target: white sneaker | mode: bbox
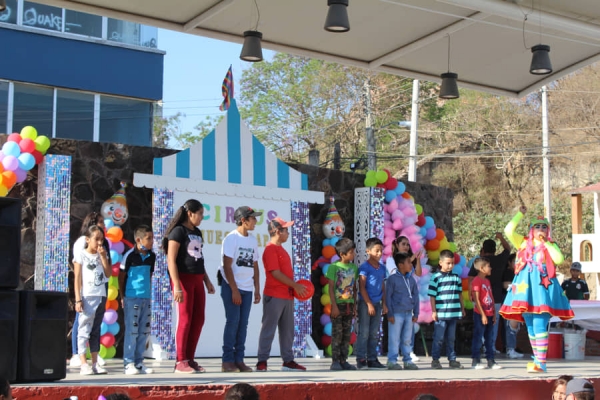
[92,364,107,375]
[97,356,106,366]
[80,364,94,375]
[135,364,154,374]
[410,352,420,362]
[494,349,502,355]
[125,363,140,375]
[507,349,524,359]
[69,356,82,367]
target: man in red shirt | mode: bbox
[256,217,308,372]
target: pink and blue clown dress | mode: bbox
[499,211,573,372]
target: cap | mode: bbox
[571,262,582,271]
[267,216,294,234]
[234,206,263,223]
[530,215,549,227]
[566,378,594,396]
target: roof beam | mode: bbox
[368,11,489,68]
[183,0,236,32]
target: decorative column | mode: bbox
[291,201,311,357]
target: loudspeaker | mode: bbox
[17,290,68,382]
[0,198,21,289]
[0,290,19,382]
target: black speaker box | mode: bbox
[17,290,68,382]
[0,290,19,382]
[0,197,21,289]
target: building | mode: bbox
[0,0,164,146]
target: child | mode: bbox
[326,238,359,371]
[386,252,419,370]
[355,237,387,370]
[561,262,589,300]
[119,225,156,375]
[471,257,502,370]
[74,225,112,375]
[428,249,465,369]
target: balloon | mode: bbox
[19,138,35,154]
[348,345,353,356]
[104,218,115,229]
[322,245,336,259]
[2,171,16,188]
[415,204,423,215]
[34,135,51,153]
[452,264,462,275]
[322,238,332,247]
[111,266,120,277]
[320,314,331,326]
[324,322,332,336]
[386,178,398,190]
[106,299,119,310]
[108,276,119,288]
[462,278,469,291]
[107,322,120,335]
[17,153,35,171]
[2,156,18,172]
[0,184,8,197]
[425,228,437,240]
[364,177,377,187]
[109,250,121,265]
[103,309,118,325]
[107,286,118,301]
[365,170,376,179]
[320,294,331,306]
[106,226,123,243]
[349,332,357,345]
[319,275,329,286]
[14,168,27,183]
[31,150,44,165]
[99,345,108,359]
[294,279,315,301]
[322,283,330,294]
[322,263,330,276]
[105,345,116,359]
[100,322,108,336]
[20,126,38,140]
[323,303,331,315]
[7,133,21,143]
[396,181,406,195]
[322,335,332,347]
[435,228,445,241]
[425,239,440,251]
[330,238,340,247]
[449,242,458,253]
[401,192,411,199]
[100,333,115,348]
[2,142,20,158]
[325,344,332,357]
[385,190,397,203]
[454,253,461,265]
[416,214,426,227]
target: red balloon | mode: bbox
[416,214,426,227]
[454,253,461,265]
[376,183,386,188]
[7,133,21,143]
[19,138,36,154]
[319,275,329,286]
[111,266,120,277]
[321,335,332,347]
[349,332,357,345]
[100,333,115,348]
[294,279,315,301]
[386,178,398,190]
[31,150,44,165]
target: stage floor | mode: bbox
[12,354,600,400]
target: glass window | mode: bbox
[0,0,18,24]
[107,19,140,46]
[140,25,158,48]
[56,90,94,141]
[22,1,63,32]
[64,10,102,38]
[100,96,152,146]
[13,83,53,138]
[0,82,8,133]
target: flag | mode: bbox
[219,65,234,111]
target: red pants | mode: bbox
[173,273,206,362]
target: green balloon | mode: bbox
[325,344,332,357]
[364,177,377,187]
[106,345,116,359]
[375,170,388,184]
[415,204,423,215]
[366,170,376,179]
[322,284,330,294]
[348,345,353,356]
[34,135,51,153]
[20,126,38,140]
[98,345,108,359]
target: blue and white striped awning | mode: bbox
[134,99,324,204]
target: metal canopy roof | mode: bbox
[39,0,600,97]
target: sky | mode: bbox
[158,29,274,135]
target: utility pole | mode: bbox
[365,79,376,170]
[408,79,420,182]
[542,85,551,224]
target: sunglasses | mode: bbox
[533,224,548,230]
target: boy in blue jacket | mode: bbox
[385,252,419,370]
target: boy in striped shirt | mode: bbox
[428,250,465,369]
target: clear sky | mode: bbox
[159,29,274,135]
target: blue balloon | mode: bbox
[107,322,120,335]
[100,322,108,336]
[324,322,332,336]
[459,255,467,267]
[323,238,332,247]
[424,216,435,229]
[2,141,20,158]
[452,264,462,275]
[419,226,427,237]
[396,181,406,195]
[109,250,121,264]
[322,263,330,276]
[17,152,35,171]
[385,190,397,203]
[104,218,115,229]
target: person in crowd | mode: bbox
[326,238,359,371]
[552,375,574,400]
[561,262,590,300]
[74,225,112,375]
[500,206,574,373]
[386,252,419,370]
[502,253,523,359]
[256,217,307,372]
[428,250,465,369]
[219,206,262,372]
[119,225,155,375]
[355,237,387,370]
[565,378,595,400]
[224,383,260,400]
[163,199,216,374]
[0,377,12,400]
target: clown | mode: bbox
[322,197,345,239]
[101,182,129,226]
[500,205,574,373]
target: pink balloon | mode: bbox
[383,244,392,256]
[383,220,393,230]
[388,198,399,212]
[2,155,18,171]
[392,218,403,231]
[383,235,394,246]
[391,210,403,221]
[384,228,396,240]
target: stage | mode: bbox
[11,355,600,400]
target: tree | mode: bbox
[152,112,185,148]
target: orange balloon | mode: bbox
[106,226,123,242]
[322,245,337,259]
[435,228,445,241]
[2,171,16,188]
[106,299,119,310]
[462,278,469,292]
[0,163,4,174]
[401,192,411,199]
[323,303,332,315]
[425,239,440,251]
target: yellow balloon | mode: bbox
[107,286,118,301]
[34,135,51,153]
[0,184,7,197]
[439,237,450,251]
[20,126,38,140]
[320,294,331,306]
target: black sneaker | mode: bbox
[367,359,387,369]
[341,361,357,370]
[431,359,442,369]
[330,361,343,371]
[356,359,368,370]
[449,360,464,369]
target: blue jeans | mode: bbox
[492,303,501,346]
[221,280,253,363]
[505,319,519,350]
[355,299,382,361]
[123,297,152,365]
[387,311,413,364]
[432,319,458,361]
[72,312,79,356]
[472,312,494,361]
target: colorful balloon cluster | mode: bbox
[0,126,50,196]
[366,169,472,323]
